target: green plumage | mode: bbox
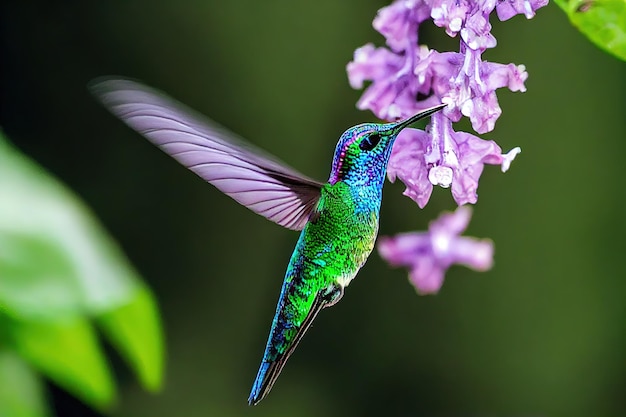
[249,181,380,403]
[281,181,380,335]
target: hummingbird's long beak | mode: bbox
[391,103,447,133]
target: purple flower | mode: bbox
[347,0,545,209]
[496,0,549,20]
[378,206,493,294]
[388,115,521,207]
[373,0,430,52]
[347,0,546,293]
[412,47,529,133]
[347,43,442,121]
[429,0,469,37]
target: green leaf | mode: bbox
[8,316,115,410]
[98,286,165,392]
[0,131,141,319]
[0,129,165,407]
[0,349,49,417]
[0,232,84,320]
[554,0,626,61]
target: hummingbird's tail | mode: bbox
[248,360,282,405]
[248,287,334,405]
[248,362,270,405]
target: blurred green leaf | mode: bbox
[554,0,626,61]
[98,286,165,392]
[0,128,165,411]
[0,349,49,417]
[0,131,141,319]
[9,316,115,410]
[0,232,84,320]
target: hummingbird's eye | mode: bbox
[359,133,381,151]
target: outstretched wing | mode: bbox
[91,78,323,231]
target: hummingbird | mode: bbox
[90,78,445,405]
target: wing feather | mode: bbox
[91,78,323,230]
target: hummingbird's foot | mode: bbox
[321,283,344,307]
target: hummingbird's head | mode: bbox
[328,104,446,187]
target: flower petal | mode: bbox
[496,0,549,21]
[378,207,494,294]
[387,129,433,208]
[374,0,431,52]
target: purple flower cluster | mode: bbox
[378,207,492,294]
[348,0,546,293]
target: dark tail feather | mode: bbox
[248,362,272,405]
[248,358,285,405]
[248,291,331,405]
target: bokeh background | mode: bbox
[2,1,625,416]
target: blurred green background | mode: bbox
[1,1,625,416]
